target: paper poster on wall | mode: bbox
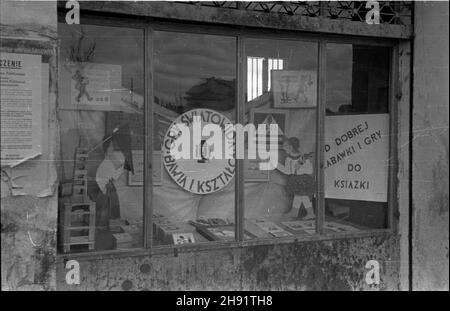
[272,70,317,108]
[250,108,287,147]
[10,63,57,197]
[324,114,389,202]
[1,52,42,166]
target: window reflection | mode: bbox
[244,38,319,239]
[326,44,390,115]
[153,31,237,245]
[57,24,145,253]
[56,23,393,254]
[325,44,391,231]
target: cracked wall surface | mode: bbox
[0,0,58,291]
[56,235,401,291]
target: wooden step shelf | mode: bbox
[60,201,96,253]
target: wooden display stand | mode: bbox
[60,201,96,252]
[59,148,96,252]
[71,148,89,202]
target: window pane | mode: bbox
[153,31,237,245]
[243,38,319,239]
[325,44,391,231]
[57,24,145,253]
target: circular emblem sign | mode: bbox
[162,109,235,194]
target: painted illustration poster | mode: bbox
[0,52,42,166]
[272,70,317,108]
[64,63,121,109]
[250,108,287,147]
[324,114,389,202]
[70,64,109,105]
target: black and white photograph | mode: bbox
[0,0,448,298]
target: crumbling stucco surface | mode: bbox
[412,1,449,291]
[0,0,58,291]
[56,235,401,291]
[75,1,413,39]
[1,196,56,290]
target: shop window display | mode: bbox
[243,38,320,239]
[152,31,237,245]
[57,23,145,252]
[324,44,391,230]
[56,19,394,254]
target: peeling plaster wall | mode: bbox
[56,235,401,291]
[1,1,58,291]
[412,1,450,291]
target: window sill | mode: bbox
[56,228,395,263]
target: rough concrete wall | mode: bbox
[413,1,449,291]
[397,40,412,291]
[1,1,58,290]
[56,235,401,291]
[75,1,413,39]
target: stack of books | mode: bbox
[153,217,193,244]
[252,218,292,238]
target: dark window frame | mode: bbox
[56,12,399,260]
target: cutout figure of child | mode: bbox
[278,137,315,219]
[72,69,93,102]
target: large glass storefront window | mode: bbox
[324,44,391,231]
[243,39,319,239]
[57,23,145,252]
[57,18,394,254]
[153,31,237,245]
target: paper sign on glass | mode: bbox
[324,114,389,202]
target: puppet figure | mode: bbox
[278,136,315,219]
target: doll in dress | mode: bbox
[278,136,315,219]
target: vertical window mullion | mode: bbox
[388,45,399,232]
[236,35,245,242]
[316,40,327,235]
[144,25,154,249]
